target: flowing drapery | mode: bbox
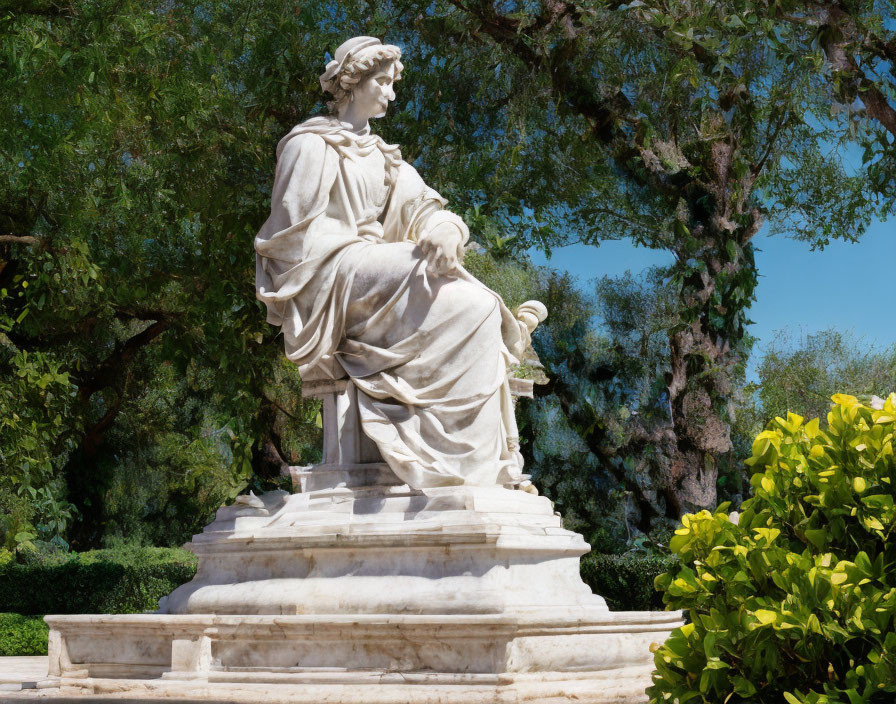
[255,117,527,487]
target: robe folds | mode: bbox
[255,116,527,488]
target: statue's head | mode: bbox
[320,37,403,120]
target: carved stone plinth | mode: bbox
[36,463,681,702]
[41,612,678,702]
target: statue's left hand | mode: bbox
[419,222,464,276]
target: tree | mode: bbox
[0,0,366,548]
[389,0,891,517]
[753,329,896,427]
[769,0,896,200]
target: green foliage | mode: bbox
[0,613,49,657]
[727,331,896,507]
[0,0,344,547]
[649,394,896,703]
[0,547,196,615]
[463,248,661,545]
[581,552,677,612]
[461,248,540,311]
[395,0,894,515]
[755,331,896,426]
[528,268,694,535]
[0,340,80,550]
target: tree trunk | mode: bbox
[251,396,289,482]
[659,149,762,515]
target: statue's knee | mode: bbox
[441,281,497,323]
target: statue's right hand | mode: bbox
[419,222,464,276]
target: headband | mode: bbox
[319,36,383,92]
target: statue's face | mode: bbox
[351,61,396,120]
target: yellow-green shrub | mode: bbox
[649,394,896,704]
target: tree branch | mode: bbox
[77,319,170,400]
[267,396,300,421]
[533,362,661,531]
[446,0,690,197]
[81,390,123,455]
[0,234,39,245]
[113,306,176,322]
[0,1,72,17]
[586,205,666,237]
[752,110,792,177]
[853,77,896,138]
[806,2,896,139]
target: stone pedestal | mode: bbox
[38,460,681,702]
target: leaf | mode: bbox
[863,516,884,531]
[753,609,777,626]
[862,495,893,510]
[806,614,822,634]
[804,529,828,550]
[733,677,757,697]
[844,686,867,704]
[753,527,781,544]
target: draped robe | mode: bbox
[255,117,528,488]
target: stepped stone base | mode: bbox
[36,465,681,702]
[38,611,678,702]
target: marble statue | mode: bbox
[254,36,541,489]
[39,37,681,704]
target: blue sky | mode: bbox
[529,216,895,381]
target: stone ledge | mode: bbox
[9,665,659,702]
[30,610,679,702]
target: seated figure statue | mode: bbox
[42,38,681,695]
[255,36,544,489]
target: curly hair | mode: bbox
[322,45,404,114]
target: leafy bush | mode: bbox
[0,345,81,552]
[649,394,896,704]
[0,613,49,656]
[0,547,196,615]
[581,551,676,611]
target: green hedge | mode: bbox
[0,613,49,656]
[0,547,196,616]
[580,551,677,611]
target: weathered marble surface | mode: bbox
[160,474,606,617]
[37,611,678,702]
[10,666,665,703]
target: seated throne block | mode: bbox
[294,374,537,491]
[301,377,384,467]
